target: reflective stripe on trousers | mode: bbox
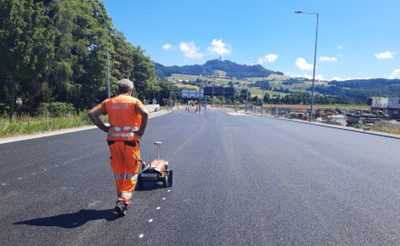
[118,192,132,200]
[114,173,138,180]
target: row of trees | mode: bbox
[0,0,159,117]
[262,93,358,105]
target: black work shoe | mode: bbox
[115,200,129,216]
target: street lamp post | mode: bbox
[295,10,319,122]
[106,28,111,98]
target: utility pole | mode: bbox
[198,85,201,113]
[245,89,249,113]
[212,85,215,106]
[106,29,111,98]
[295,11,319,122]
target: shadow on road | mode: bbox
[14,209,120,228]
[136,182,165,191]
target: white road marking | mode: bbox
[18,177,22,180]
[162,197,166,200]
[148,219,153,223]
[168,189,171,192]
[156,207,161,210]
[226,112,248,116]
[88,200,101,207]
[1,183,6,186]
[139,234,144,238]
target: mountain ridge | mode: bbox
[154,59,283,79]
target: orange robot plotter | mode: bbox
[137,141,173,189]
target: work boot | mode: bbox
[115,200,129,216]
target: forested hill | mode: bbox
[329,78,400,90]
[312,79,400,102]
[155,59,283,79]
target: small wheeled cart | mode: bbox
[137,141,173,189]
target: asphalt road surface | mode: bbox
[1,109,400,246]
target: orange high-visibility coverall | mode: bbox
[99,95,145,204]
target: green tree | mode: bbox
[131,46,159,101]
[0,0,55,117]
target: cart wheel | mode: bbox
[136,175,142,190]
[167,170,173,187]
[162,176,168,188]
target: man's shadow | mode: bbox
[14,209,120,229]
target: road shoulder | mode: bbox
[0,110,171,145]
[226,109,400,140]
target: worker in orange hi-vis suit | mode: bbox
[88,79,149,216]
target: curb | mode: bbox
[230,110,400,140]
[0,110,172,145]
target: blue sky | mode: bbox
[103,0,400,80]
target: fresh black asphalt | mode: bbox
[1,109,400,245]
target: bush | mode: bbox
[0,103,8,116]
[37,102,76,117]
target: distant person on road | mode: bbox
[88,79,149,216]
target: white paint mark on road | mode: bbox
[156,207,161,210]
[162,197,166,200]
[17,177,22,180]
[148,219,153,223]
[168,189,171,192]
[88,200,101,207]
[226,112,248,116]
[139,234,144,238]
[1,183,6,186]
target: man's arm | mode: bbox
[88,104,109,133]
[135,105,149,138]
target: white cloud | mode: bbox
[256,54,279,65]
[337,45,344,50]
[319,56,338,62]
[207,39,231,55]
[295,57,313,71]
[179,41,203,59]
[375,51,395,59]
[162,43,174,51]
[389,69,400,79]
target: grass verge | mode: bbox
[370,122,400,135]
[0,113,92,137]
